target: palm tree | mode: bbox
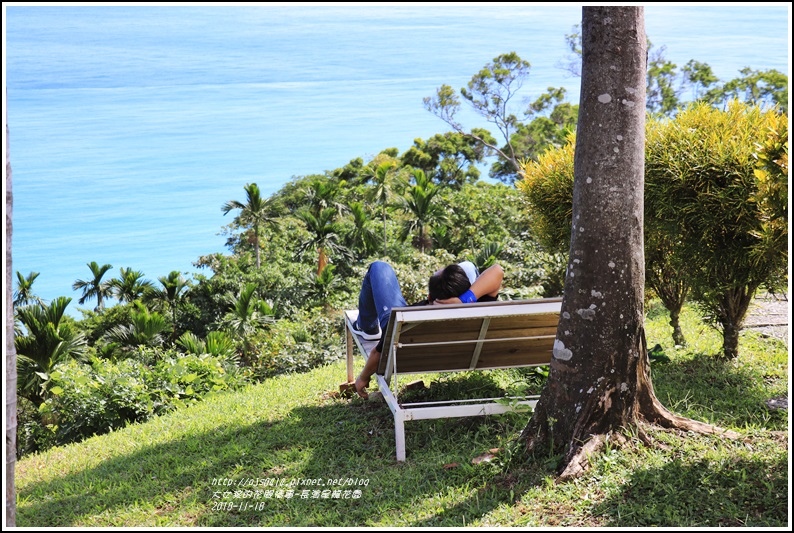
[72,261,114,311]
[303,178,346,216]
[222,183,276,269]
[110,267,155,303]
[220,283,276,338]
[220,283,275,363]
[104,301,169,351]
[177,330,237,359]
[14,297,86,407]
[148,271,190,335]
[346,202,379,259]
[469,241,504,272]
[306,264,342,309]
[296,207,353,275]
[399,169,448,253]
[13,271,45,307]
[368,161,395,256]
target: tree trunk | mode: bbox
[247,227,261,269]
[6,94,17,526]
[383,210,387,258]
[317,247,328,276]
[669,307,686,347]
[520,6,735,479]
[650,270,689,346]
[716,285,756,359]
[721,321,741,360]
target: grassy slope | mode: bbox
[15,303,790,527]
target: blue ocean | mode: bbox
[4,4,790,316]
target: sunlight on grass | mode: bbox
[15,302,789,527]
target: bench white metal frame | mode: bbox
[343,298,562,461]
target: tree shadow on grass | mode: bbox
[17,418,281,527]
[16,372,545,527]
[16,362,785,527]
[649,351,788,430]
[590,453,789,526]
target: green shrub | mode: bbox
[30,350,246,455]
[249,310,345,380]
[41,358,154,447]
[438,182,530,255]
[15,396,58,458]
[645,101,788,358]
[516,135,575,254]
[148,350,247,413]
[518,103,789,354]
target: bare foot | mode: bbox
[354,376,370,399]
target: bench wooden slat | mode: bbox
[376,299,561,375]
[389,337,555,373]
[397,320,558,343]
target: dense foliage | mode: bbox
[14,152,553,457]
[518,101,788,357]
[13,46,788,458]
[645,101,788,358]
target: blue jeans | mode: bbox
[357,261,408,333]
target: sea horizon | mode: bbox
[3,3,791,317]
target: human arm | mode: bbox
[435,263,504,304]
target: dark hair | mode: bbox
[428,264,471,302]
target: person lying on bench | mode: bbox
[350,260,504,399]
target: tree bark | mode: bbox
[648,262,689,346]
[246,227,261,269]
[520,6,735,478]
[317,247,328,276]
[669,307,686,347]
[716,285,756,359]
[6,92,17,526]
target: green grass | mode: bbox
[15,302,789,527]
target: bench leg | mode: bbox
[394,414,406,462]
[345,327,354,384]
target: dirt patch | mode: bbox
[745,291,789,411]
[744,292,789,346]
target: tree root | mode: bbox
[634,423,667,450]
[558,433,609,481]
[556,403,740,482]
[639,395,741,439]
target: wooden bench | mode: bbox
[343,297,562,461]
